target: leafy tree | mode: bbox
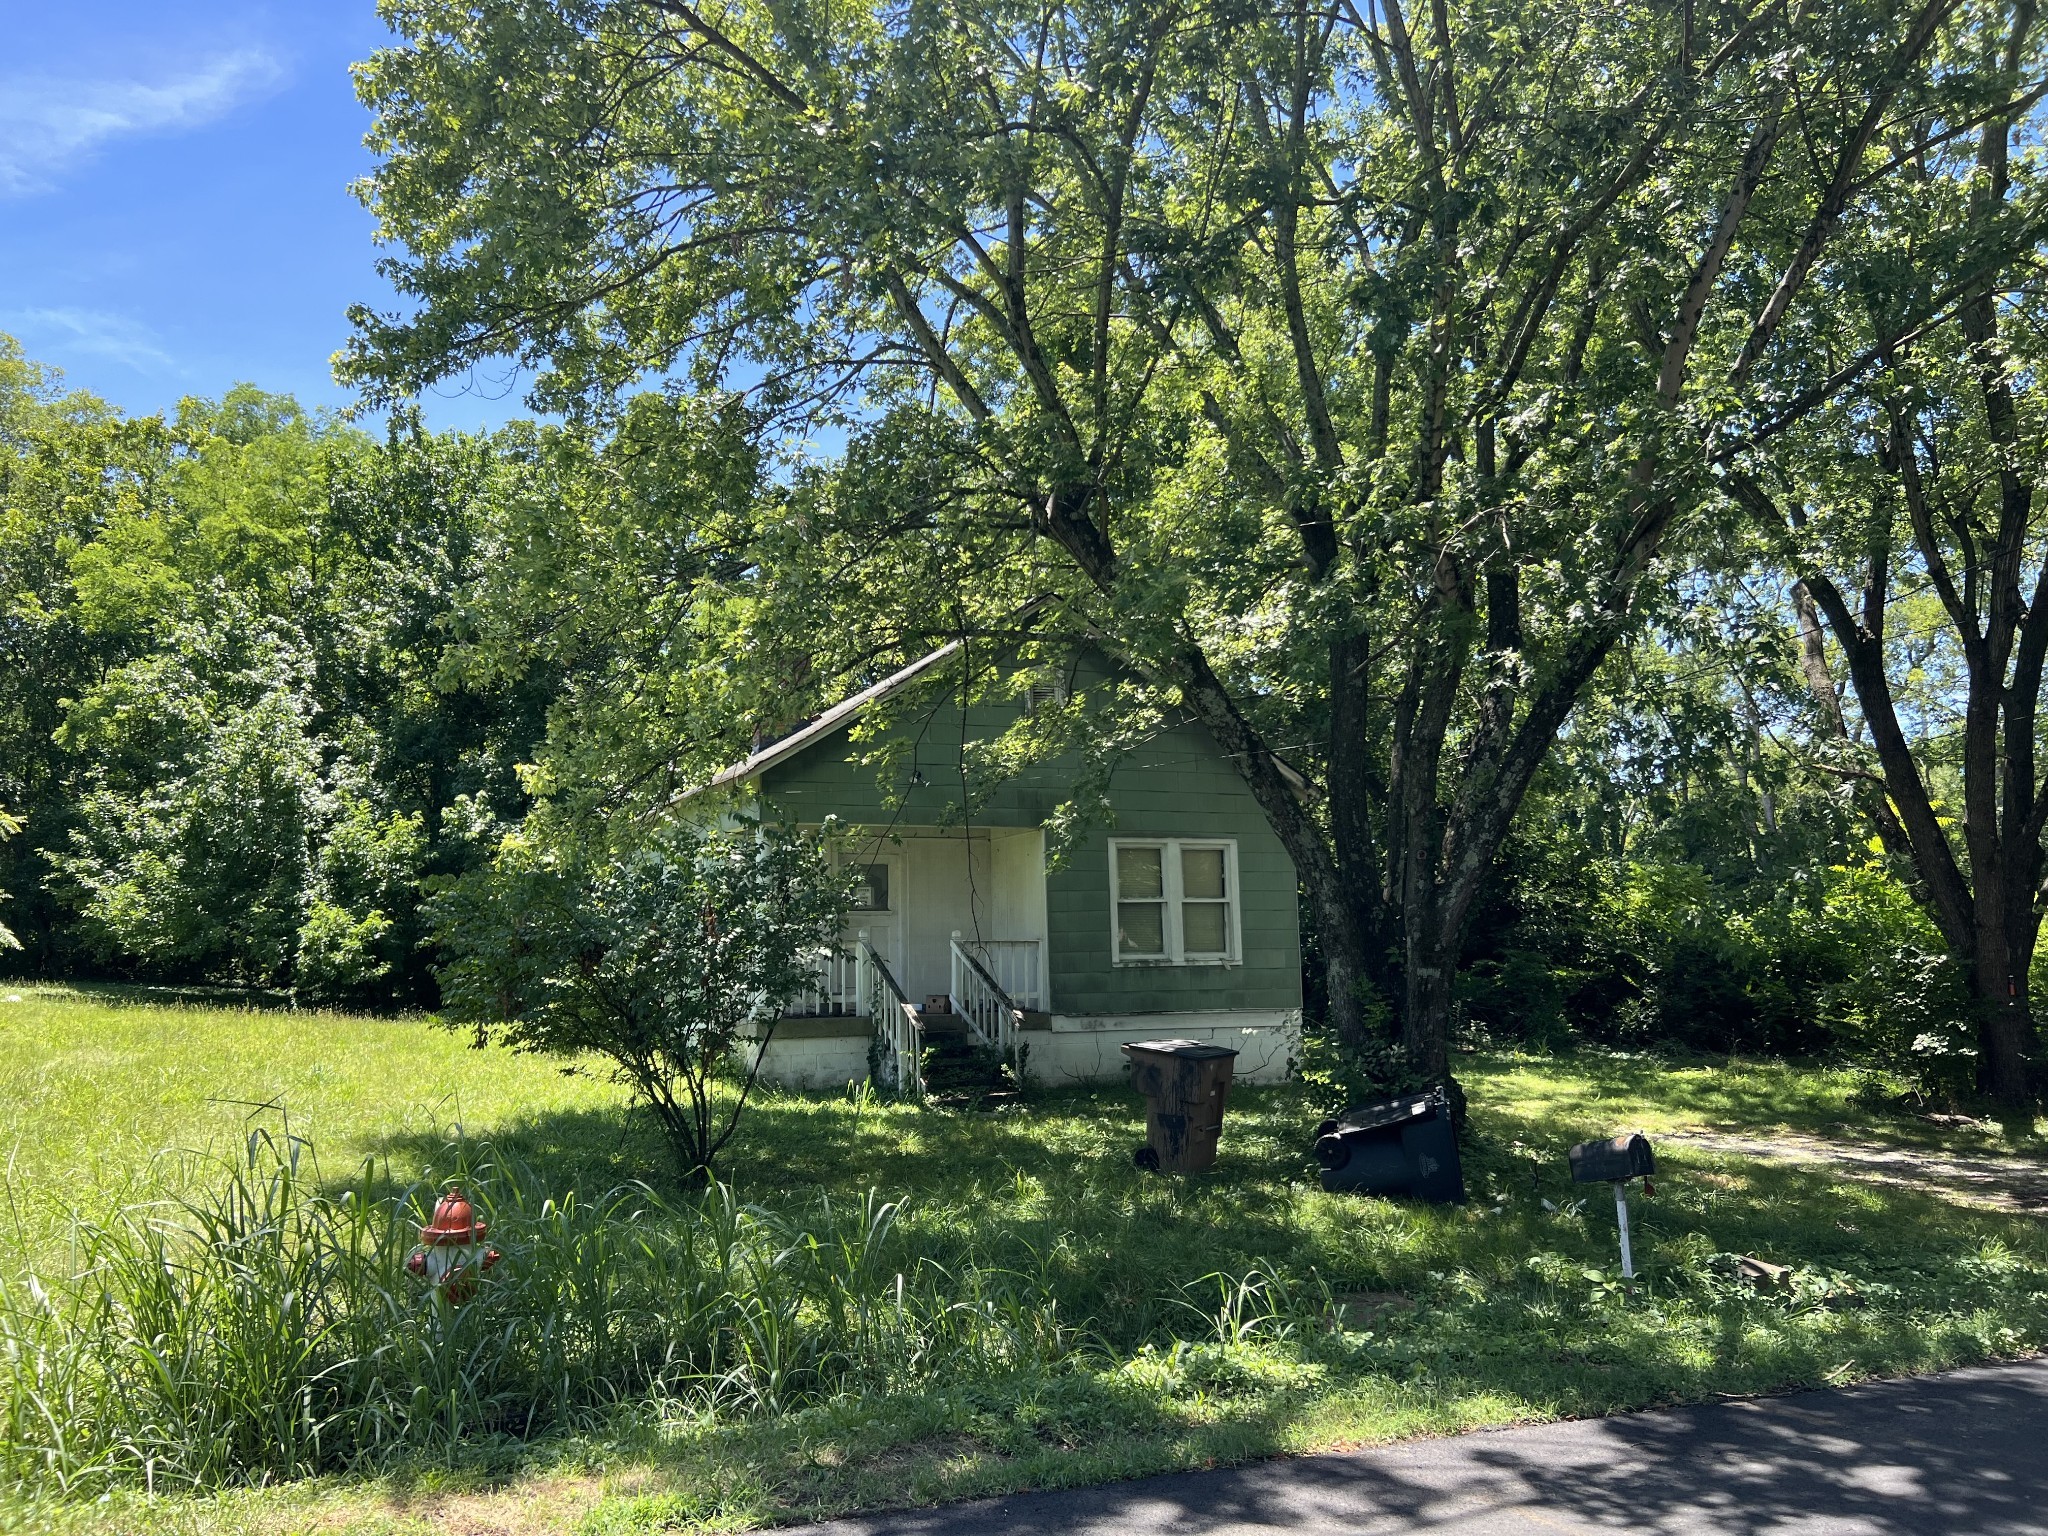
[433,820,851,1180]
[0,805,20,952]
[1729,3,2048,1103]
[307,413,564,999]
[1,344,558,999]
[298,792,429,1004]
[49,617,325,985]
[64,387,355,644]
[344,0,2038,1088]
[0,337,173,968]
[1452,624,1868,1054]
[397,394,769,835]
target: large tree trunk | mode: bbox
[1321,630,1391,1053]
[1399,921,1456,1083]
[1798,562,2041,1107]
[1318,912,1380,1056]
[1752,422,2044,1108]
[1969,930,2036,1103]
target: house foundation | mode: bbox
[743,1008,1299,1094]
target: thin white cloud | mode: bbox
[0,50,283,196]
[3,308,178,376]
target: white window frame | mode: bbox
[1108,837,1241,966]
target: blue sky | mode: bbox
[0,2,527,432]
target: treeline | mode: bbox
[321,0,2048,1105]
[20,2,2048,1117]
[3,334,1974,1099]
[0,341,554,1005]
[2,341,766,1008]
[1296,618,1978,1103]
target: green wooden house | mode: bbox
[703,644,1303,1095]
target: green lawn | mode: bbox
[1,983,2043,1536]
[0,983,627,1276]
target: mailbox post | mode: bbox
[1568,1134,1656,1279]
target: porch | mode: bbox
[769,827,1048,1095]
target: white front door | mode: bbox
[900,835,992,1005]
[847,852,904,990]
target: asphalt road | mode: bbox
[799,1358,2048,1535]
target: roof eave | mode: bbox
[687,640,964,799]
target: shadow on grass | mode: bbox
[547,1172,2045,1534]
[352,1102,676,1197]
[352,1081,1312,1196]
[347,1074,2044,1367]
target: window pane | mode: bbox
[1181,847,1226,899]
[853,863,889,911]
[1116,845,1164,899]
[1118,901,1166,956]
[1183,901,1228,955]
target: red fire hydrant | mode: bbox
[405,1186,502,1303]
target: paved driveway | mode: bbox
[798,1358,2048,1535]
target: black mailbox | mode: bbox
[1314,1087,1465,1204]
[1569,1133,1656,1184]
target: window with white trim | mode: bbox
[1110,838,1240,964]
[850,863,891,912]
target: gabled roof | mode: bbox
[697,641,963,795]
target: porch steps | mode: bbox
[917,1011,1015,1106]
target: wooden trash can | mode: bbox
[1123,1038,1239,1173]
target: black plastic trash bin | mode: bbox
[1314,1087,1465,1203]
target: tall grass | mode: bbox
[0,1129,1303,1497]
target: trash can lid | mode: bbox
[1333,1089,1444,1133]
[1121,1038,1240,1060]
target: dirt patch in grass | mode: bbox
[373,1474,611,1536]
[1665,1131,2048,1214]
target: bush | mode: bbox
[0,806,18,953]
[1294,1021,1435,1117]
[50,629,322,985]
[433,818,851,1180]
[1449,832,1981,1078]
[1797,862,1976,1106]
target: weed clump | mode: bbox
[0,1129,1310,1497]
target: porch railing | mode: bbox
[956,936,1042,1011]
[856,938,923,1100]
[949,933,1029,1069]
[786,943,861,1017]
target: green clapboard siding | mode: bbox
[1043,722,1300,1016]
[756,692,1301,1018]
[758,701,1057,829]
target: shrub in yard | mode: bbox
[1294,1018,1434,1117]
[48,623,324,986]
[433,818,851,1181]
[0,805,18,951]
[1798,861,1977,1106]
